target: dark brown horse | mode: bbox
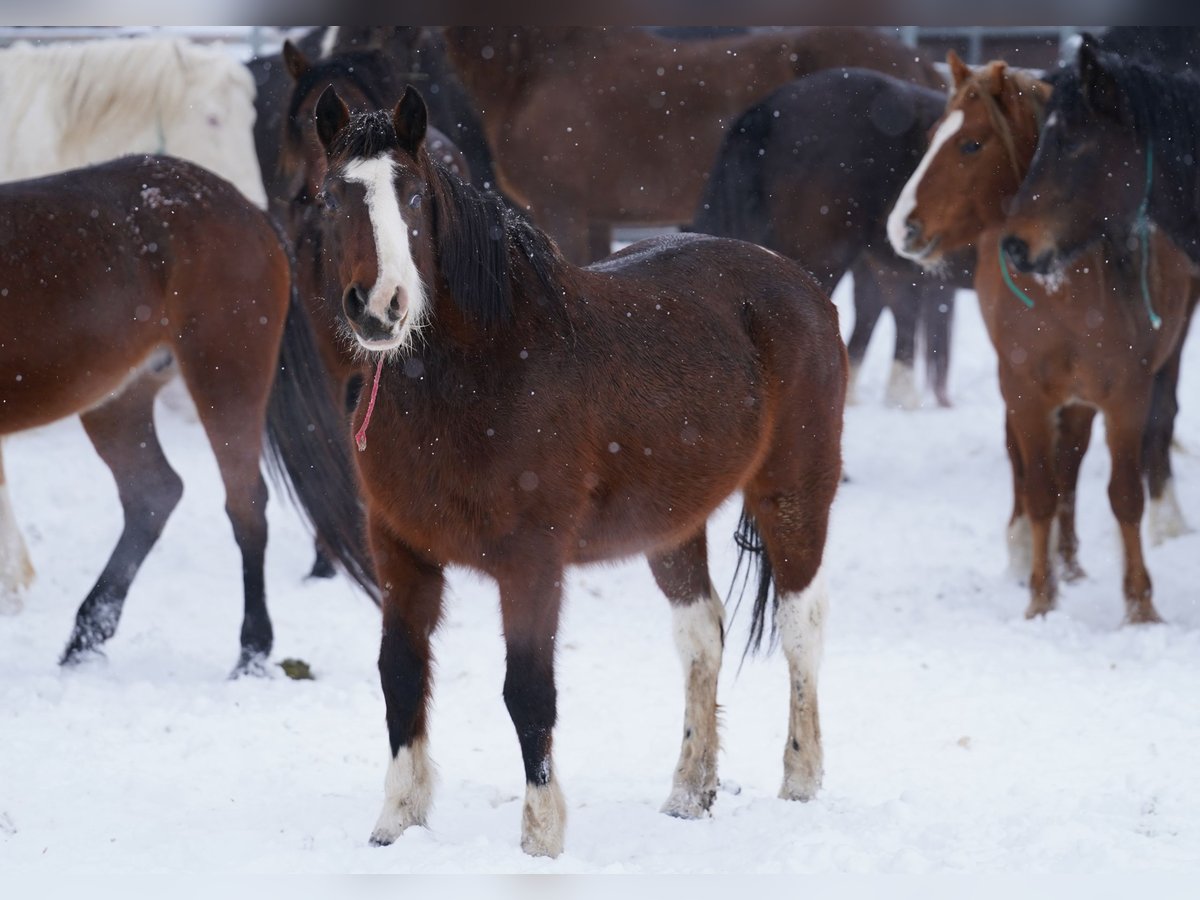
[889,53,1196,624]
[271,38,471,580]
[306,85,846,857]
[0,155,376,674]
[694,67,973,408]
[443,26,944,263]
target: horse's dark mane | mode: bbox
[1055,49,1200,159]
[334,109,565,331]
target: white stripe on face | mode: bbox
[342,156,427,352]
[887,109,965,260]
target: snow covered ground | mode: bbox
[2,279,1199,874]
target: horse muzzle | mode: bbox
[1000,235,1055,276]
[343,283,409,351]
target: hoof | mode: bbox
[779,771,822,802]
[306,553,337,580]
[60,643,106,668]
[0,587,24,616]
[1060,560,1087,584]
[660,787,715,819]
[1023,601,1055,619]
[368,830,398,847]
[230,651,271,679]
[1125,606,1165,626]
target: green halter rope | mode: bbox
[1134,139,1162,330]
[1000,138,1161,329]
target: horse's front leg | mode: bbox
[1008,393,1058,617]
[496,559,567,858]
[1105,395,1162,624]
[368,519,446,846]
[0,441,34,615]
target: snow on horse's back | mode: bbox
[0,35,266,207]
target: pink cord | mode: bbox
[355,357,385,452]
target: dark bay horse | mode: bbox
[694,68,973,408]
[443,26,944,263]
[308,85,846,856]
[274,39,471,580]
[1004,35,1200,270]
[0,155,376,674]
[890,53,1196,624]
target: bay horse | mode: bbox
[442,26,944,263]
[694,67,974,409]
[0,155,376,674]
[0,34,268,612]
[274,38,470,579]
[889,52,1196,624]
[309,85,846,857]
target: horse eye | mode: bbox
[409,193,422,209]
[961,140,983,155]
[318,191,339,212]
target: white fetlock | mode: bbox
[520,777,566,858]
[885,362,921,410]
[369,741,434,846]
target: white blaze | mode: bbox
[887,109,965,260]
[342,156,427,352]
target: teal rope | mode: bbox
[1000,139,1161,329]
[1135,139,1162,330]
[999,242,1036,309]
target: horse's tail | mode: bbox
[690,101,775,246]
[729,506,777,659]
[264,285,380,605]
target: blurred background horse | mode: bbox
[0,34,268,614]
[694,68,972,408]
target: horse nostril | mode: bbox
[343,283,368,320]
[1001,235,1030,271]
[905,219,921,244]
[386,289,408,323]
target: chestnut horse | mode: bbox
[443,26,943,263]
[307,85,846,856]
[889,53,1196,624]
[0,155,376,674]
[694,67,973,408]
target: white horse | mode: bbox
[0,35,267,614]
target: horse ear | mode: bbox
[282,39,311,81]
[984,61,1008,96]
[315,86,350,153]
[393,85,429,154]
[947,50,972,89]
[1078,33,1122,117]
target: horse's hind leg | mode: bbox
[62,372,182,664]
[648,531,723,819]
[1143,339,1190,544]
[174,361,273,677]
[884,272,922,410]
[744,422,842,802]
[919,279,955,408]
[0,441,35,615]
[845,257,884,405]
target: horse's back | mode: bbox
[587,233,842,373]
